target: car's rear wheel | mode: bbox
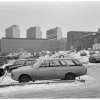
[65,73,76,80]
[19,74,31,83]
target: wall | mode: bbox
[0,38,64,54]
[67,31,96,50]
[13,27,20,38]
[36,26,42,38]
[27,28,36,39]
[5,27,13,38]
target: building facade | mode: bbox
[67,31,96,50]
[79,33,96,50]
[5,25,20,38]
[0,38,66,54]
[46,27,63,40]
[26,26,42,39]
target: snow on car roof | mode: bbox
[32,57,79,68]
[44,57,76,61]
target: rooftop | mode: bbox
[1,37,48,40]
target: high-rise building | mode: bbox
[5,25,20,38]
[26,26,42,39]
[46,27,63,40]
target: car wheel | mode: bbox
[65,73,76,80]
[19,74,31,83]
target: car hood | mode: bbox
[1,63,13,69]
[13,65,35,71]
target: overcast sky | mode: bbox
[0,1,100,39]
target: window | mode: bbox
[59,60,67,66]
[14,60,25,65]
[25,60,35,66]
[40,60,49,67]
[64,59,75,66]
[49,61,55,66]
[73,59,82,66]
[49,60,61,67]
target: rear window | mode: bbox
[73,59,82,66]
[64,59,75,66]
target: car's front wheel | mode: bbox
[19,74,31,83]
[65,73,76,80]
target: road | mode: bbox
[0,63,100,98]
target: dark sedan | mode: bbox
[89,54,100,63]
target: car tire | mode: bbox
[65,73,76,80]
[19,74,31,83]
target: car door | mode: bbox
[63,59,82,75]
[35,60,56,80]
[52,59,69,79]
[52,59,82,79]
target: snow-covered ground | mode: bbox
[0,51,100,98]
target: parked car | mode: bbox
[80,51,87,56]
[89,50,95,55]
[2,59,36,73]
[11,58,87,83]
[89,54,100,63]
[0,56,7,66]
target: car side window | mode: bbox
[25,60,35,66]
[73,59,82,66]
[59,60,67,66]
[39,60,49,67]
[64,59,75,66]
[14,60,25,65]
[49,60,61,67]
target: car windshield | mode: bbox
[8,60,16,65]
[25,60,36,66]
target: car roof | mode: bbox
[42,57,76,61]
[16,59,27,61]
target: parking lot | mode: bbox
[0,62,100,98]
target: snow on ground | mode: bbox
[0,79,85,97]
[0,62,99,98]
[0,53,100,98]
[0,73,17,85]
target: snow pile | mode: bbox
[0,73,17,85]
[0,80,82,97]
[79,75,96,83]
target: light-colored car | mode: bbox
[11,58,87,83]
